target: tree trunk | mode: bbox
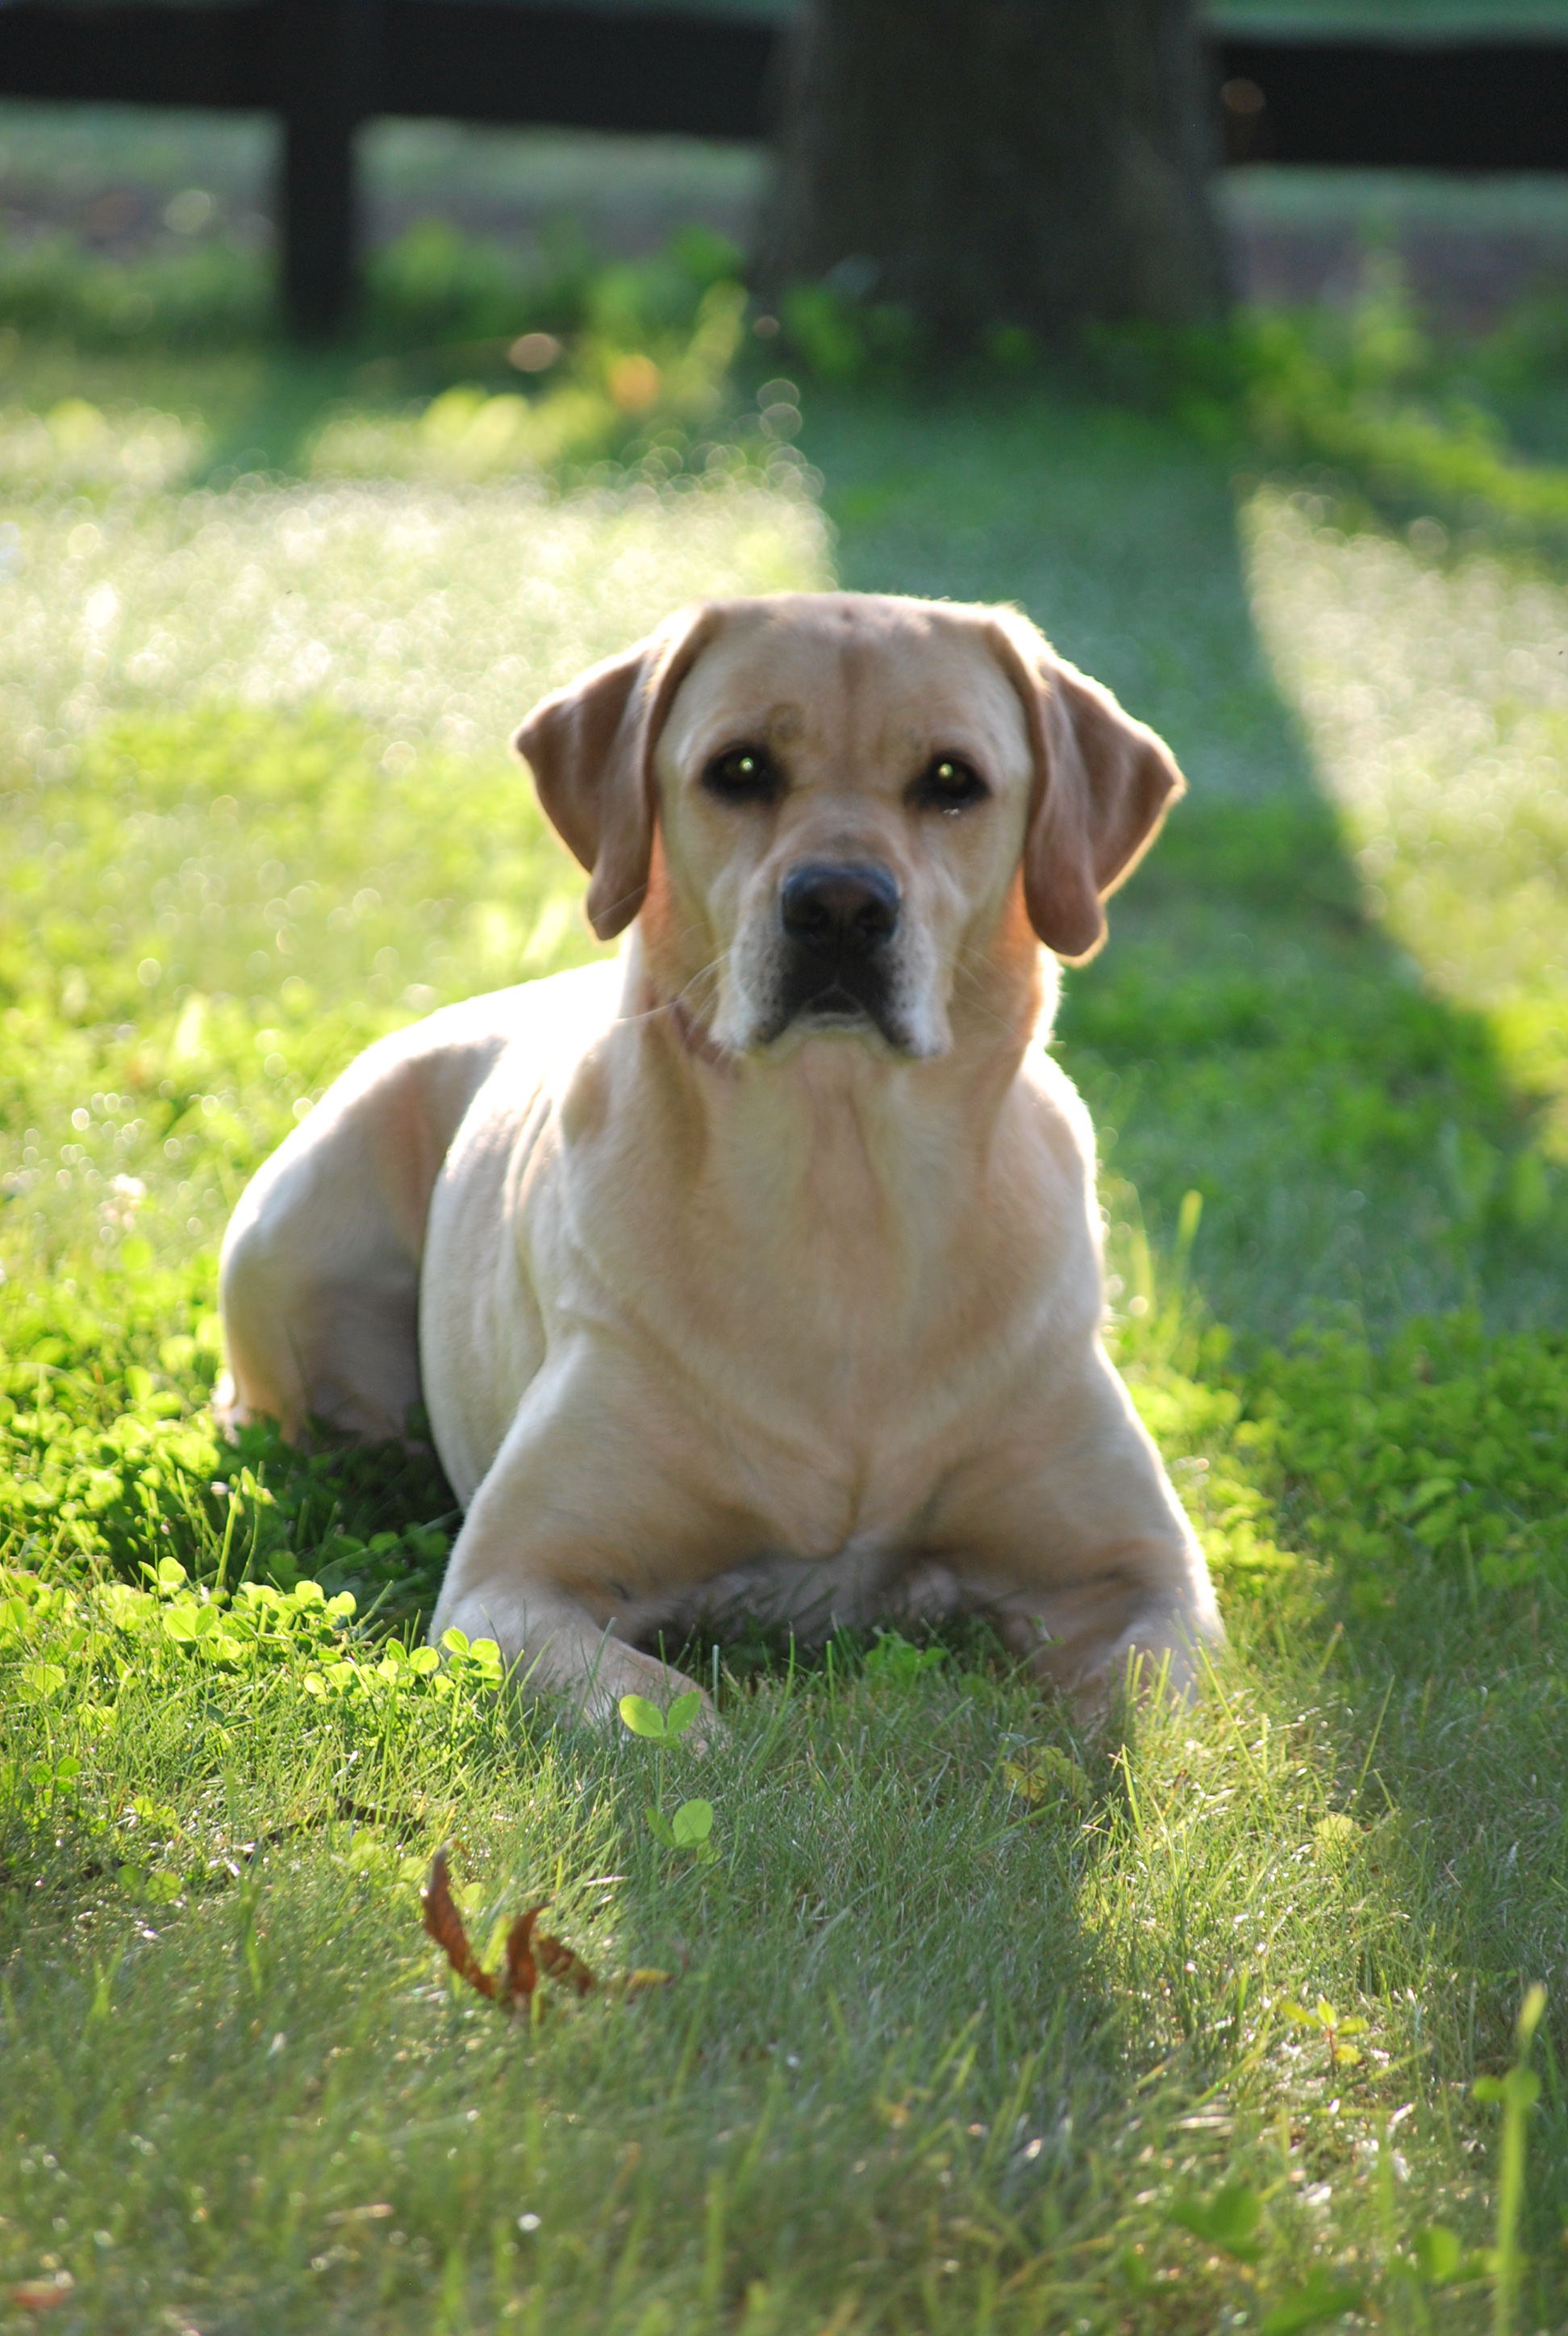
[757,0,1228,346]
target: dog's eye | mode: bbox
[911,756,988,816]
[703,745,782,805]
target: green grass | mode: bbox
[5,1549,1560,2335]
[6,240,1568,2331]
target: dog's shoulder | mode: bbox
[1012,1038,1098,1181]
[426,957,619,1082]
[429,956,624,1151]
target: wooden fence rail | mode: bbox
[1,3,1566,333]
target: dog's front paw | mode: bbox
[1060,1616,1219,1724]
[1000,1595,1220,1723]
[524,1639,720,1748]
[431,1582,722,1742]
[587,1642,721,1750]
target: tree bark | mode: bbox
[757,0,1228,345]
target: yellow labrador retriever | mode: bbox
[217,593,1222,1719]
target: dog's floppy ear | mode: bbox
[990,618,1185,963]
[512,605,722,941]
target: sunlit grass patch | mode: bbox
[0,700,600,1266]
[1246,490,1568,1164]
[1061,786,1568,1343]
[0,457,828,783]
[0,395,205,495]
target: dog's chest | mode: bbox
[431,1019,1090,1553]
[567,1176,1048,1560]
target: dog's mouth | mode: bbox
[758,961,912,1052]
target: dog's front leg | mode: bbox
[937,1344,1224,1715]
[428,1355,729,1727]
[987,1568,1220,1710]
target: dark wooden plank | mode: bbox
[2,9,1567,175]
[0,1,277,109]
[380,2,776,138]
[0,0,778,135]
[1216,35,1568,173]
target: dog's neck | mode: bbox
[621,926,1053,1208]
[592,929,1066,1391]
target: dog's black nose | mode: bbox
[780,862,900,956]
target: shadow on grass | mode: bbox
[812,379,1568,1345]
[809,376,1568,2290]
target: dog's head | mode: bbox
[515,594,1182,1060]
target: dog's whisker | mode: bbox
[619,955,728,1040]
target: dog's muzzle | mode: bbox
[765,860,904,1044]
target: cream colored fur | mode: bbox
[217,593,1222,1722]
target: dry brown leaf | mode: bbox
[421,1853,596,2011]
[420,1845,500,2000]
[532,1916,595,1998]
[503,1907,540,2001]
